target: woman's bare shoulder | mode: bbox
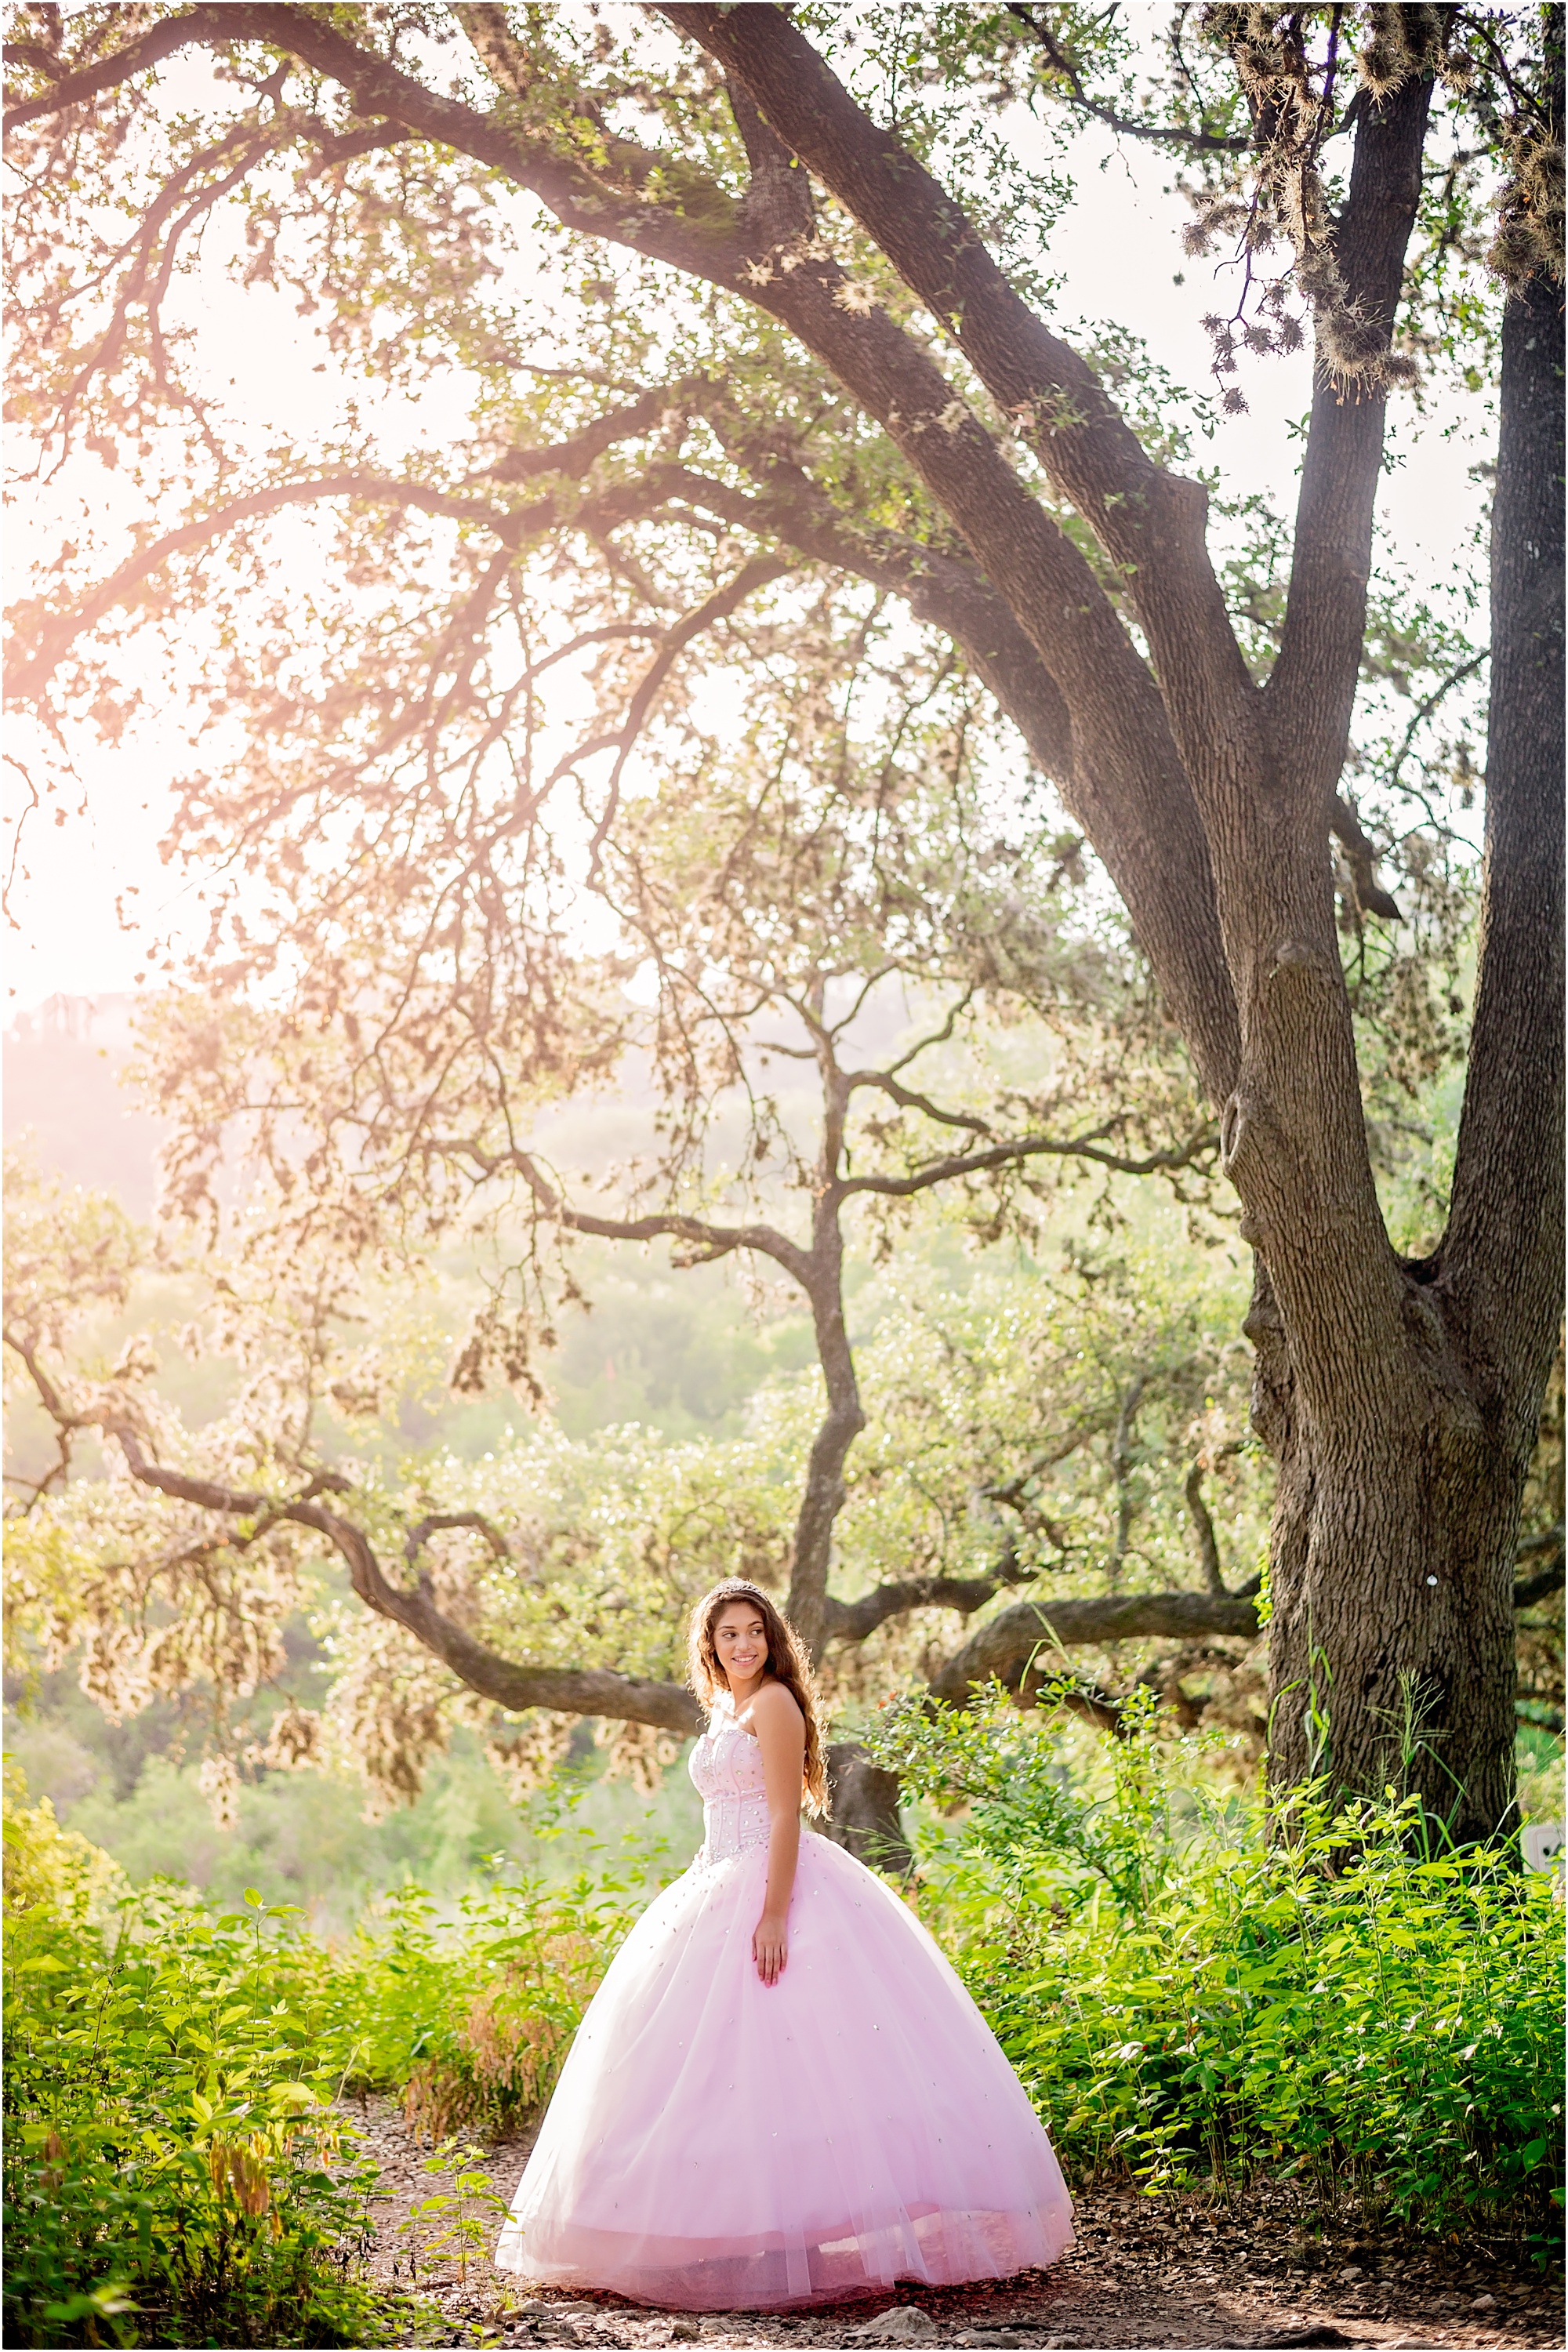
[750,1679,804,1726]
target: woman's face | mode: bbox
[712,1601,769,1686]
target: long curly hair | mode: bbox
[688,1579,827,1816]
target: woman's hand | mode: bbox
[753,1907,789,1986]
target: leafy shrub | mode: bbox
[4,1751,655,2340]
[319,1870,641,2140]
[873,1690,1565,2238]
[4,1777,390,2348]
[3,1762,128,1922]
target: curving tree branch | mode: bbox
[927,1588,1262,1706]
[824,1557,1036,1646]
[405,1510,512,1567]
[4,0,1242,1102]
[837,1122,1218,1201]
[583,555,789,875]
[845,1066,993,1138]
[1330,797,1403,921]
[8,476,533,702]
[1003,5,1250,154]
[442,1138,815,1286]
[2,8,231,128]
[105,1421,706,1736]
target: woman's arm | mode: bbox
[749,1682,805,1987]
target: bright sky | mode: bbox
[3,55,1491,1014]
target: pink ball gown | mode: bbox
[495,1693,1074,2310]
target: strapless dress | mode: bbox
[495,1693,1073,2308]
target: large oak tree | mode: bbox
[5,4,1561,1842]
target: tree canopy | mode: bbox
[4,4,1561,1845]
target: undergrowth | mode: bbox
[315,1870,641,2138]
[871,1686,1566,2244]
[9,1692,1562,2345]
[3,1769,641,2345]
[3,1773,389,2348]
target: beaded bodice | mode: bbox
[688,1695,771,1868]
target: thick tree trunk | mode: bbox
[1255,1294,1523,1842]
[822,1740,913,1873]
[1256,249,1564,1846]
[15,5,1558,1840]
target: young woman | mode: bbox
[495,1579,1073,2312]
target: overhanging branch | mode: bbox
[583,554,789,873]
[444,1138,815,1286]
[928,1589,1262,1706]
[1004,5,1249,153]
[9,476,530,701]
[106,1421,703,1736]
[848,1066,991,1138]
[2,8,232,127]
[2,1316,704,1734]
[1331,797,1402,920]
[8,0,1243,1105]
[405,1510,511,1567]
[837,1122,1218,1200]
[824,1558,1034,1646]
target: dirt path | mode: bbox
[345,2096,1562,2352]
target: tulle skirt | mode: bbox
[495,1828,1073,2309]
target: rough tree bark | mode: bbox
[1257,234,1564,1840]
[666,5,1563,1842]
[820,1743,913,1874]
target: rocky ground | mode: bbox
[343,2096,1563,2352]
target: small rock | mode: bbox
[849,2311,941,2346]
[955,2333,1029,2348]
[1471,2293,1499,2312]
[670,2327,702,2345]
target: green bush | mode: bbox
[4,1757,655,2343]
[873,1690,1565,2237]
[318,1869,644,2140]
[4,1780,390,2349]
[2,1763,125,1921]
